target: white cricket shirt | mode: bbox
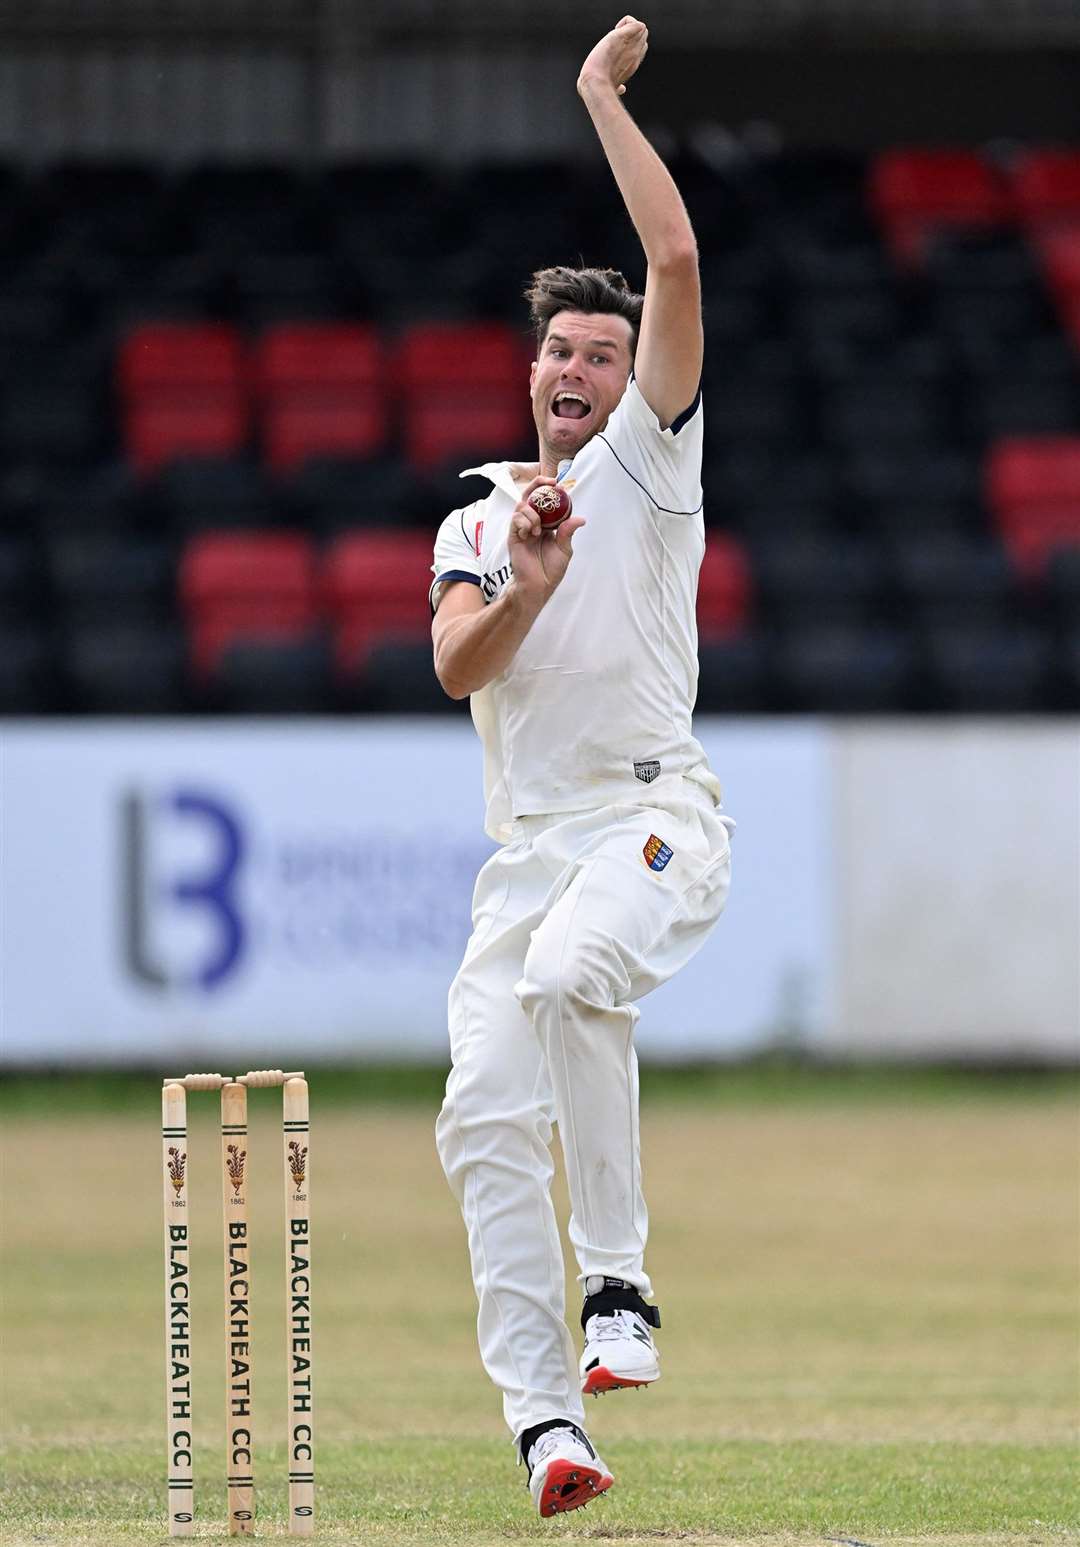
[430,376,722,844]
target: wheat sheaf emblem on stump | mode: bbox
[288,1140,307,1189]
[168,1147,186,1195]
[226,1143,246,1195]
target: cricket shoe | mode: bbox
[522,1423,614,1518]
[579,1276,661,1396]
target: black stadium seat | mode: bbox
[890,533,1022,626]
[923,622,1051,711]
[963,373,1080,444]
[0,626,58,712]
[750,533,890,628]
[152,457,278,534]
[285,457,424,533]
[707,449,842,512]
[773,623,917,712]
[62,622,188,714]
[1045,547,1080,625]
[0,384,106,466]
[0,536,45,621]
[696,634,770,713]
[820,376,950,451]
[207,634,335,714]
[1061,626,1080,710]
[46,533,176,624]
[359,639,467,715]
[843,448,982,509]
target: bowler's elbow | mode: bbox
[433,651,470,701]
[650,236,699,277]
[440,676,471,702]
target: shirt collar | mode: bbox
[460,461,540,500]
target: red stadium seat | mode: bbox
[396,323,531,471]
[987,436,1080,512]
[119,324,246,395]
[257,325,390,471]
[868,149,1010,263]
[179,531,319,673]
[696,536,752,640]
[119,323,250,475]
[322,530,435,671]
[1000,512,1080,577]
[264,401,390,473]
[255,324,383,392]
[397,322,528,391]
[985,437,1080,576]
[125,400,249,476]
[1011,149,1080,229]
[403,397,531,472]
[1035,226,1080,305]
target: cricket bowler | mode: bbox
[429,15,735,1517]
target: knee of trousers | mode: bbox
[436,1075,555,1194]
[515,929,633,1036]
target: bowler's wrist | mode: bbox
[504,577,547,622]
[576,71,620,105]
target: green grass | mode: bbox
[2,1060,1077,1114]
[5,1438,1074,1544]
[1,1075,1077,1546]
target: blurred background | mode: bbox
[0,0,1077,1073]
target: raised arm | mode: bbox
[577,16,702,430]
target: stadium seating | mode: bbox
[257,324,390,471]
[868,148,1010,263]
[695,537,752,639]
[118,323,250,473]
[397,323,533,470]
[178,531,319,676]
[1010,149,1080,230]
[321,530,434,678]
[986,436,1080,573]
[0,144,1075,714]
[774,623,917,712]
[151,456,278,534]
[210,634,335,713]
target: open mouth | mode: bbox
[552,390,591,422]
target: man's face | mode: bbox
[529,309,635,465]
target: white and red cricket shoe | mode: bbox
[579,1276,662,1396]
[523,1424,613,1518]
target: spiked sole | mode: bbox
[534,1459,614,1517]
[582,1364,658,1396]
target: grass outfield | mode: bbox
[1,1068,1076,1546]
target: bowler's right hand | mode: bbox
[508,476,586,606]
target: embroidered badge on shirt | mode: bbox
[643,834,674,872]
[634,760,661,784]
[474,519,484,556]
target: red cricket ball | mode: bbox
[527,483,573,530]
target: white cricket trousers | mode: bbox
[435,785,733,1442]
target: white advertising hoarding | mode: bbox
[0,718,832,1067]
[830,720,1080,1062]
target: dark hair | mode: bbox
[524,266,644,356]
